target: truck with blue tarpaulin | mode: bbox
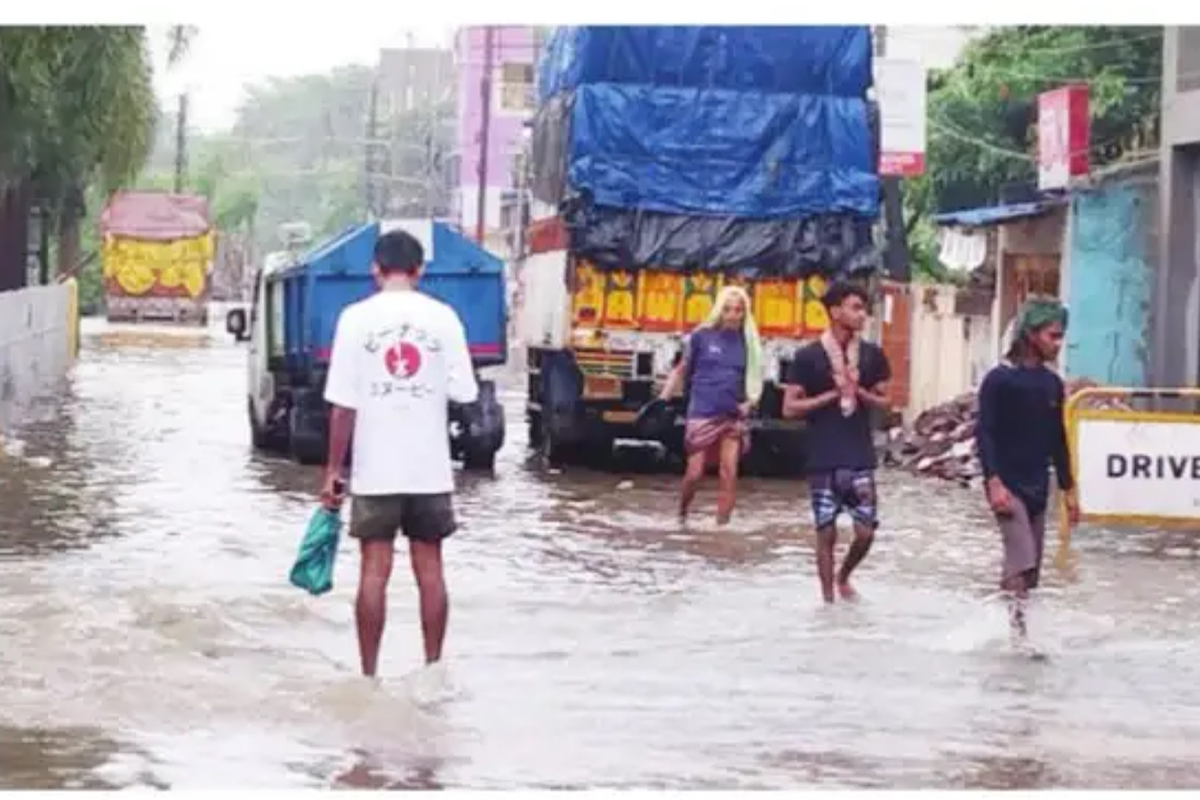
[515,26,885,473]
[225,219,507,470]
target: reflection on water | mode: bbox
[2,318,1200,788]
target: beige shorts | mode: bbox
[996,496,1046,588]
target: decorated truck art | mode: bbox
[100,191,213,325]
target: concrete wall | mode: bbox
[0,281,79,434]
[1064,164,1158,386]
[907,284,993,415]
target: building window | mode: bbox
[496,61,535,116]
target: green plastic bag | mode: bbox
[289,506,343,596]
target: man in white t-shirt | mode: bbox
[321,228,479,678]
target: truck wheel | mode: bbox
[249,398,286,452]
[288,407,325,466]
[462,448,497,472]
[527,410,545,449]
[460,380,505,472]
[539,416,578,468]
[747,430,805,478]
[249,398,271,450]
[581,432,615,467]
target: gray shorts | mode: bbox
[997,496,1046,589]
[349,493,457,544]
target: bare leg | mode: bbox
[837,522,875,600]
[409,539,449,664]
[715,435,741,525]
[356,539,395,677]
[815,526,838,604]
[679,451,706,520]
[1003,572,1030,643]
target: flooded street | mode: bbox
[4,320,1200,789]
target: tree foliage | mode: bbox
[0,26,158,294]
[920,25,1161,215]
[137,63,455,259]
[905,25,1162,281]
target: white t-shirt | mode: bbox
[323,289,479,496]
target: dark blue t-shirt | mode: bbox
[975,363,1074,517]
[684,327,746,420]
[785,340,891,473]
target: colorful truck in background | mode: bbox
[99,191,213,325]
[516,26,884,474]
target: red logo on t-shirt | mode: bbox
[383,341,422,378]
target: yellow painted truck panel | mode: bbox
[571,261,831,338]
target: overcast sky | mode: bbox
[142,23,983,135]
[148,24,456,133]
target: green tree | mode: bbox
[131,58,453,285]
[186,63,453,256]
[918,26,1161,219]
[904,26,1162,281]
[0,26,158,294]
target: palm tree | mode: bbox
[0,26,158,288]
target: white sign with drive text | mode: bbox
[1075,417,1200,520]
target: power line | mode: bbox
[928,113,1158,164]
[950,29,1161,60]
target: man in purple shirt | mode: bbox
[659,286,763,524]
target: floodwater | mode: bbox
[3,318,1200,789]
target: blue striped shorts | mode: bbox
[808,468,879,531]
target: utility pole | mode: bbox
[475,25,496,244]
[874,24,911,283]
[363,80,380,219]
[173,93,189,194]
[873,24,887,59]
[425,47,445,220]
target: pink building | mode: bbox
[452,26,540,238]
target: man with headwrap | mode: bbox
[976,297,1079,653]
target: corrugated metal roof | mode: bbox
[931,200,1058,228]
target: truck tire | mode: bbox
[538,415,581,468]
[249,397,288,453]
[526,410,545,449]
[462,448,497,472]
[459,380,505,473]
[581,430,615,467]
[288,406,326,466]
[249,398,272,451]
[746,429,806,478]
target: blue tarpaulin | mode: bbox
[566,83,878,219]
[537,26,873,103]
[931,201,1058,228]
[531,26,880,275]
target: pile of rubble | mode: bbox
[887,392,980,485]
[885,378,1126,486]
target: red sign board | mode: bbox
[880,152,926,177]
[1037,85,1090,190]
